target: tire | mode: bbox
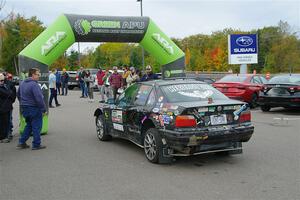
[250,93,258,108]
[95,115,112,141]
[215,151,230,156]
[143,128,172,164]
[68,86,74,90]
[261,105,271,112]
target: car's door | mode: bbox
[110,84,140,137]
[125,84,155,143]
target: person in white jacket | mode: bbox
[126,67,140,87]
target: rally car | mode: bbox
[94,79,254,164]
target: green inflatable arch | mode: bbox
[18,14,185,134]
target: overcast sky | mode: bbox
[2,0,300,52]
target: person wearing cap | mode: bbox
[109,66,123,101]
[3,72,17,141]
[140,65,158,82]
[17,68,47,150]
[0,73,15,143]
[126,67,140,86]
[96,67,106,102]
[61,68,69,95]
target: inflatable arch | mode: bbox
[18,14,185,133]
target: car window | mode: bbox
[134,85,153,106]
[260,76,268,84]
[269,75,300,84]
[218,75,248,82]
[251,76,261,84]
[146,89,156,106]
[117,84,139,107]
[161,83,228,103]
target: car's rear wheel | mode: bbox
[95,115,112,141]
[144,128,160,163]
[143,128,173,164]
[261,105,271,112]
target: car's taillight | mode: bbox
[76,75,79,81]
[239,111,251,123]
[175,115,197,127]
[289,86,300,93]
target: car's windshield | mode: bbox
[269,75,300,84]
[161,83,228,103]
[218,75,248,83]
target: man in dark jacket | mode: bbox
[61,68,69,95]
[4,72,16,141]
[17,68,47,150]
[140,65,158,81]
[0,73,15,143]
[55,69,61,95]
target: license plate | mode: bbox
[210,114,227,125]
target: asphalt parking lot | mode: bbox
[1,89,299,200]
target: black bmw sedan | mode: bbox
[258,74,300,112]
[94,79,254,164]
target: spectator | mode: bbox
[96,67,106,103]
[61,68,69,95]
[103,69,112,100]
[55,69,62,95]
[122,66,131,87]
[84,70,95,102]
[109,66,123,101]
[126,67,140,86]
[4,72,16,141]
[17,68,46,150]
[78,67,87,98]
[49,69,61,108]
[140,65,158,81]
[0,73,15,143]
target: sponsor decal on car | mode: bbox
[112,110,123,123]
[113,123,124,131]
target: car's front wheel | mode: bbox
[261,105,271,112]
[95,115,112,141]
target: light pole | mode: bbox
[78,42,81,67]
[137,0,145,71]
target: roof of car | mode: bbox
[141,78,206,86]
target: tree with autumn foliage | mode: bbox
[0,12,44,74]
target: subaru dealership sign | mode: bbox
[228,34,258,64]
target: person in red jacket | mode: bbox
[96,67,106,102]
[109,66,123,101]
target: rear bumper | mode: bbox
[258,96,300,107]
[159,124,254,155]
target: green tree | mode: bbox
[0,12,44,74]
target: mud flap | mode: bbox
[229,142,243,154]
